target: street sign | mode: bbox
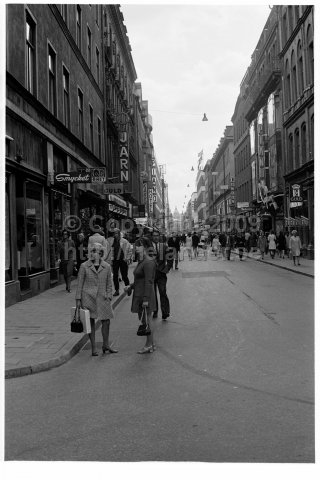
[90,167,107,183]
[55,171,90,183]
[237,202,250,208]
[104,183,123,194]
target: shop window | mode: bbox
[16,179,44,279]
[26,183,44,274]
[5,176,12,281]
[49,191,70,269]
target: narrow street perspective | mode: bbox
[5,253,314,462]
[4,3,315,474]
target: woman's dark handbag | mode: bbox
[137,306,151,336]
[71,307,84,333]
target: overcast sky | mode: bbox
[120,2,271,214]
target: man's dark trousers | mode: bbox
[154,271,170,317]
[113,260,129,292]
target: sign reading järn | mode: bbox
[119,132,129,183]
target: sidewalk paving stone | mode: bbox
[5,267,135,379]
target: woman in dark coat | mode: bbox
[276,231,286,258]
[125,236,156,354]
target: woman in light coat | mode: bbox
[88,226,110,261]
[289,230,302,266]
[267,230,277,259]
[75,243,117,356]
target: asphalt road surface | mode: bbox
[5,255,314,463]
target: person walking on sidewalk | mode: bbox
[245,231,251,253]
[268,230,277,259]
[58,229,76,293]
[152,231,173,320]
[125,236,157,354]
[211,234,220,257]
[289,230,302,266]
[192,232,200,259]
[108,228,131,296]
[75,232,88,272]
[168,232,181,270]
[75,243,117,356]
[219,232,227,258]
[285,230,290,258]
[276,231,286,258]
[257,231,267,259]
[236,233,245,261]
[185,232,193,260]
[88,225,108,260]
[225,233,232,260]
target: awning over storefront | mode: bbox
[108,194,128,216]
[108,194,127,208]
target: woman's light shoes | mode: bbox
[137,345,153,354]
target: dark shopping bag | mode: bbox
[70,307,84,333]
[137,306,151,336]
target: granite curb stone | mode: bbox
[5,291,126,379]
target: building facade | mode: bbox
[5,4,164,306]
[6,4,107,305]
[240,6,284,234]
[209,126,235,232]
[279,5,314,256]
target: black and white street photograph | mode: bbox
[2,1,317,479]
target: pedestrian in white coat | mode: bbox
[75,243,117,356]
[289,230,302,266]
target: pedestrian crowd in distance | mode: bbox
[64,225,303,357]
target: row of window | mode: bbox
[235,144,250,175]
[281,5,303,46]
[236,180,252,203]
[284,25,313,110]
[26,11,103,158]
[287,118,314,173]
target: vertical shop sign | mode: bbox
[119,132,129,183]
[148,186,153,215]
[151,158,157,203]
[143,182,148,204]
[230,177,235,210]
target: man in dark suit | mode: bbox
[168,232,181,270]
[152,230,173,320]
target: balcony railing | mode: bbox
[244,58,281,120]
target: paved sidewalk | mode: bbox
[5,255,314,379]
[5,265,135,379]
[231,249,314,278]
